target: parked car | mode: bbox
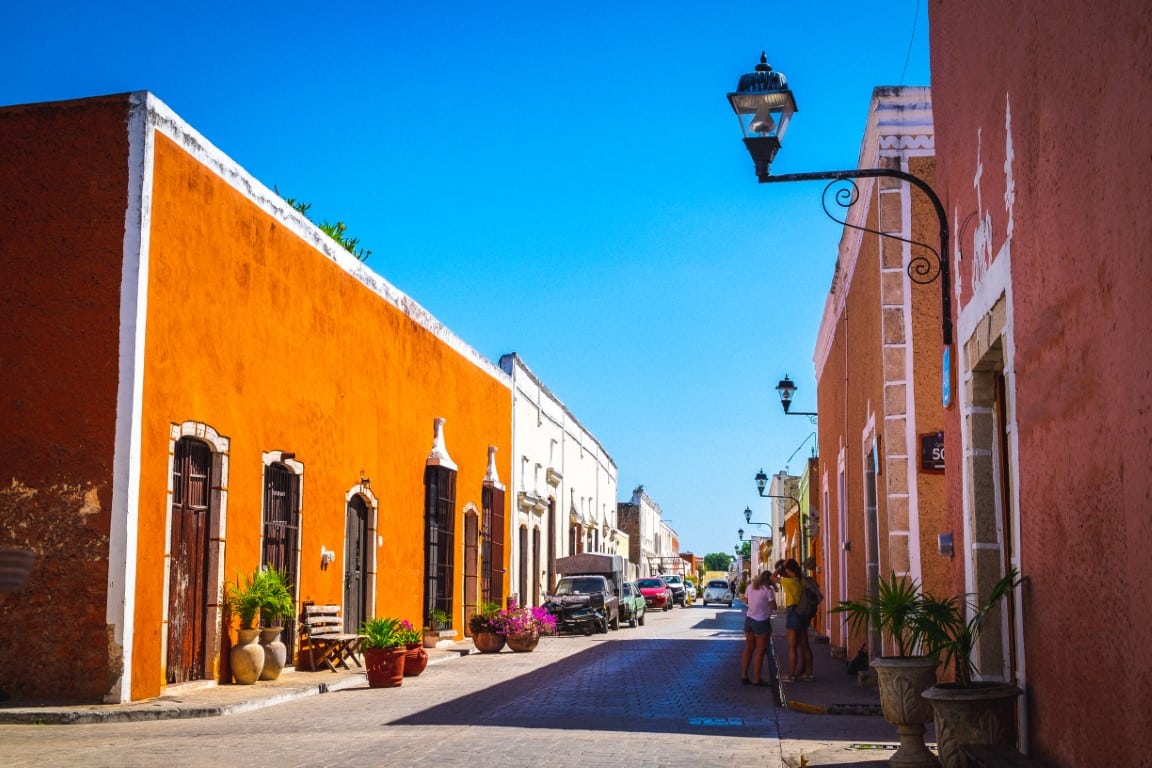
[702,579,734,607]
[684,581,697,603]
[636,577,673,611]
[618,580,647,628]
[660,574,687,606]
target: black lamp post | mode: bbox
[774,374,817,421]
[751,470,808,561]
[727,53,954,405]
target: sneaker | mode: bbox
[780,675,795,683]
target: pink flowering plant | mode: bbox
[397,620,423,646]
[500,605,557,637]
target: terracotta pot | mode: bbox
[403,643,428,676]
[922,682,1022,768]
[472,629,505,654]
[258,627,287,680]
[364,646,406,688]
[506,632,539,653]
[871,656,940,767]
[230,628,265,685]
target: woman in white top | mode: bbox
[740,568,777,686]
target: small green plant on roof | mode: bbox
[276,187,372,262]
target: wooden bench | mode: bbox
[961,744,1049,767]
[297,604,366,672]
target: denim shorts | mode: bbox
[744,616,772,636]
[786,606,811,630]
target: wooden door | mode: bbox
[343,496,369,633]
[167,438,212,684]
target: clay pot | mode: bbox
[258,627,288,680]
[472,630,506,654]
[364,646,406,688]
[230,628,265,685]
[403,643,428,676]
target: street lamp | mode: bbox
[727,53,954,406]
[775,374,817,421]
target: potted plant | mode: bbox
[398,620,428,676]
[920,569,1025,768]
[361,616,406,687]
[833,572,941,768]
[256,568,294,680]
[501,605,558,652]
[226,570,267,684]
[468,601,506,653]
[423,608,456,648]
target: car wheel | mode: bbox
[638,610,646,626]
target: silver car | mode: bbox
[701,579,734,607]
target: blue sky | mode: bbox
[2,2,931,560]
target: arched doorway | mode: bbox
[167,437,212,684]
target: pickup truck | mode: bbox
[545,554,624,635]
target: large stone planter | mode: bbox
[922,682,1022,768]
[505,631,539,653]
[230,628,265,685]
[872,656,941,767]
[258,627,288,680]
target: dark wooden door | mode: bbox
[343,496,369,633]
[167,438,212,684]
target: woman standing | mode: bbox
[740,568,777,686]
[777,558,813,682]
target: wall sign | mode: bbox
[920,431,945,472]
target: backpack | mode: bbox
[796,576,823,617]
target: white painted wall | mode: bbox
[499,354,618,603]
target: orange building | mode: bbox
[0,92,512,703]
[812,87,948,656]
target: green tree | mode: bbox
[703,552,733,571]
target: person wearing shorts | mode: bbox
[740,568,777,686]
[777,558,814,682]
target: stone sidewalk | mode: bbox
[0,643,472,725]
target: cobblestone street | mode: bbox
[0,604,896,768]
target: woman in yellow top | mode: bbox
[776,558,813,682]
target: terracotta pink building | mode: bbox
[930,3,1152,764]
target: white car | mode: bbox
[701,579,734,607]
[684,581,697,602]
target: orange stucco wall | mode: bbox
[128,131,511,699]
[0,95,131,701]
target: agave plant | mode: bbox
[361,617,404,650]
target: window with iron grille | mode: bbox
[424,465,456,625]
[482,484,505,605]
[262,462,301,648]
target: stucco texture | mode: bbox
[129,132,511,699]
[930,2,1152,763]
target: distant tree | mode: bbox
[703,552,733,571]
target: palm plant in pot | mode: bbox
[255,568,294,680]
[833,573,940,768]
[226,570,267,684]
[920,568,1025,768]
[361,616,406,687]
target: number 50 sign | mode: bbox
[920,431,945,473]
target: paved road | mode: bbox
[0,604,894,767]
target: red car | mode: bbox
[636,577,673,611]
